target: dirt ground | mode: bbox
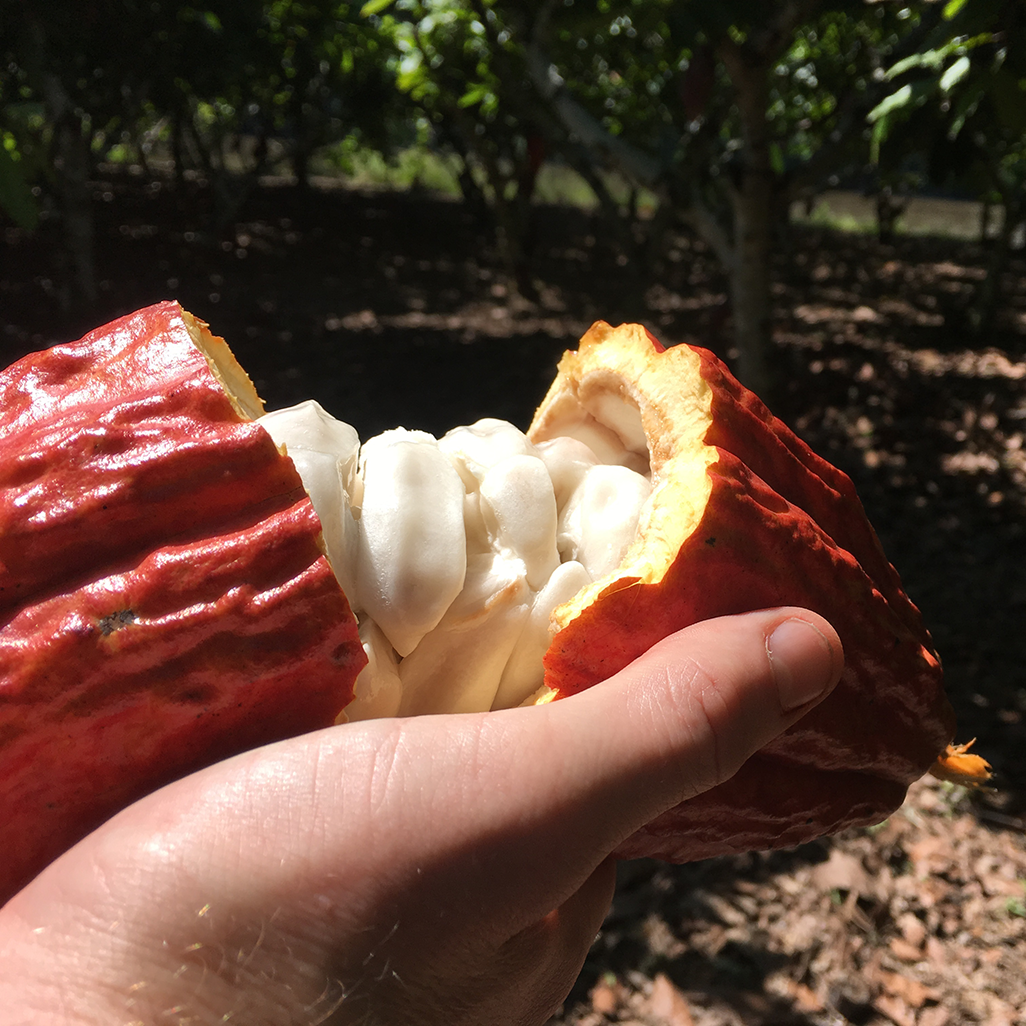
[3,170,1025,1025]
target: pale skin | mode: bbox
[0,608,842,1026]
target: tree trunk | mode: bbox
[729,183,774,396]
[720,41,777,398]
[970,190,1024,337]
[525,6,803,396]
[53,118,97,309]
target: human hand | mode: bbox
[0,607,841,1026]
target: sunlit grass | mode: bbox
[793,190,989,241]
[323,142,989,244]
[313,141,464,195]
[112,131,992,245]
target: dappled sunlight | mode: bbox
[902,346,1026,379]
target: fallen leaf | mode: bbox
[889,937,924,963]
[875,992,916,1026]
[924,936,947,965]
[918,1007,951,1026]
[907,836,953,877]
[811,849,872,896]
[879,969,940,1008]
[896,911,928,948]
[646,973,695,1026]
[983,994,1015,1026]
[980,873,1025,898]
[590,976,622,1017]
[779,978,824,1013]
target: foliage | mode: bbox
[469,0,940,390]
[868,0,1026,188]
[0,130,40,231]
[0,2,401,193]
[867,0,1026,331]
[0,2,405,305]
[2,0,1024,358]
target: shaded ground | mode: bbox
[3,170,1025,1025]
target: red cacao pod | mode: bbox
[0,303,363,902]
[529,322,957,860]
[0,302,965,904]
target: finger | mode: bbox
[548,607,845,837]
[409,606,843,928]
[109,607,837,920]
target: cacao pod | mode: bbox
[0,301,967,905]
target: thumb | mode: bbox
[443,606,843,927]
[545,607,842,840]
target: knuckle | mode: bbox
[636,656,738,801]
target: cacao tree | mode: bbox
[518,0,953,394]
[1,4,148,306]
[375,0,554,286]
[371,0,946,394]
[0,2,401,298]
[0,2,262,301]
[248,1,401,194]
[867,0,1026,335]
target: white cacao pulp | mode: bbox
[259,403,652,719]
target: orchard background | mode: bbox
[2,3,1025,1023]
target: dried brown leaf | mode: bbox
[879,969,940,1008]
[918,1006,951,1026]
[811,849,872,896]
[645,973,695,1026]
[590,977,623,1017]
[907,836,953,877]
[779,978,824,1013]
[897,912,928,948]
[889,937,924,963]
[874,992,916,1026]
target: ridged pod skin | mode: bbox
[530,321,956,861]
[0,303,363,904]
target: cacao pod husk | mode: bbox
[0,302,961,903]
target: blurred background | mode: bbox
[2,3,1026,1023]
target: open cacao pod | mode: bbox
[0,301,972,905]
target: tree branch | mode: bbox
[786,2,948,194]
[524,8,662,188]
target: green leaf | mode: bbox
[867,83,913,123]
[0,145,39,231]
[360,0,394,16]
[940,54,971,92]
[397,65,427,92]
[886,52,938,80]
[947,81,984,138]
[942,0,969,19]
[886,33,992,80]
[869,117,889,165]
[457,84,489,107]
